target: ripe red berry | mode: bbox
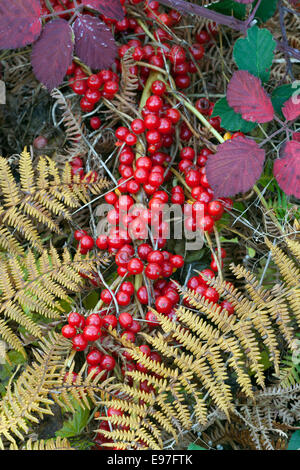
[86,348,103,366]
[146,95,163,113]
[62,324,76,339]
[155,295,173,314]
[102,314,118,329]
[83,325,101,342]
[203,287,219,304]
[137,286,149,304]
[151,80,166,96]
[100,355,116,371]
[145,310,159,328]
[74,229,88,241]
[116,290,131,306]
[101,289,113,304]
[131,119,146,134]
[68,312,85,329]
[90,116,101,130]
[72,334,88,351]
[127,258,144,275]
[86,313,102,328]
[119,312,133,329]
[80,235,94,251]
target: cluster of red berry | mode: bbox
[57,0,239,449]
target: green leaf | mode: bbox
[207,0,246,20]
[233,25,276,82]
[83,290,99,310]
[56,402,90,438]
[251,0,278,23]
[188,443,207,450]
[287,430,300,450]
[212,97,257,132]
[247,247,256,258]
[271,84,295,118]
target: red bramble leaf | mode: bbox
[282,95,300,121]
[227,70,274,123]
[0,0,42,49]
[292,132,300,142]
[73,15,118,70]
[31,19,74,91]
[205,136,265,198]
[273,141,300,198]
[82,0,124,21]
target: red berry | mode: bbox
[146,95,163,113]
[131,119,146,134]
[90,116,101,130]
[62,324,76,339]
[72,334,88,351]
[100,355,116,371]
[116,290,131,306]
[83,324,101,342]
[74,229,88,241]
[86,313,102,328]
[68,312,85,328]
[145,311,159,328]
[102,314,118,329]
[86,348,103,366]
[151,80,166,96]
[119,312,133,329]
[80,235,94,251]
[127,258,144,275]
[155,295,173,314]
[137,286,148,304]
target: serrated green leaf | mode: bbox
[56,402,90,438]
[271,84,295,118]
[251,0,278,23]
[188,443,207,450]
[207,0,246,20]
[212,97,257,132]
[233,25,276,82]
[287,430,300,450]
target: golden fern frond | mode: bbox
[10,436,74,450]
[98,238,300,449]
[0,148,110,255]
[0,332,115,449]
[0,332,71,449]
[0,248,109,355]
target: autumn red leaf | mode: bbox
[282,95,300,121]
[227,70,274,123]
[273,141,300,198]
[292,132,300,142]
[31,19,74,91]
[205,136,266,197]
[73,15,118,70]
[0,0,42,50]
[82,0,124,21]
